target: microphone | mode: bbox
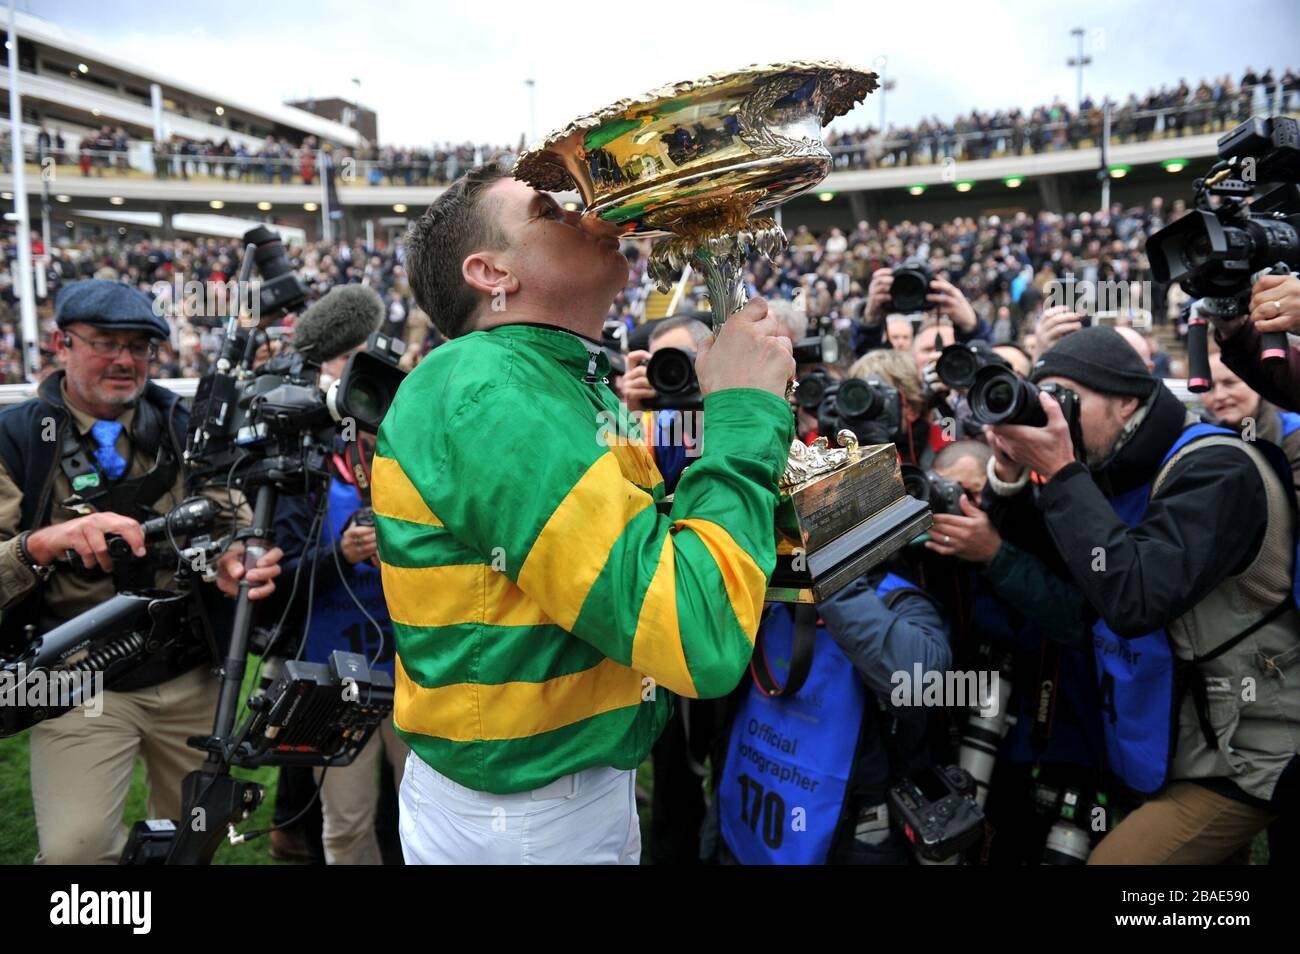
[293,285,385,363]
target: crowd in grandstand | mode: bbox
[0,193,1191,387]
[19,66,1295,186]
[828,66,1300,168]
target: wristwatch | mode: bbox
[16,531,55,582]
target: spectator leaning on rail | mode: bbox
[985,326,1300,864]
[0,280,283,864]
[373,165,796,865]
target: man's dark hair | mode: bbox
[404,164,510,339]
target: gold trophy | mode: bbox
[514,61,931,602]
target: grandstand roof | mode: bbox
[11,10,361,148]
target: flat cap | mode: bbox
[55,280,169,339]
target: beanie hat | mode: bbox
[1030,325,1155,398]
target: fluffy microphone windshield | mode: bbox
[293,284,385,362]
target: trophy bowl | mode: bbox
[514,61,877,300]
[513,62,935,604]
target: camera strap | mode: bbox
[752,603,817,697]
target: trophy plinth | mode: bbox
[514,63,929,603]
[769,432,933,603]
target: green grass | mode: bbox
[0,657,305,865]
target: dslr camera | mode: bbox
[900,464,966,516]
[889,257,935,314]
[817,376,902,445]
[642,347,702,411]
[967,365,1081,433]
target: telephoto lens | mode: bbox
[1042,789,1092,865]
[957,666,1014,809]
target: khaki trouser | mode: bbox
[1089,781,1277,864]
[312,720,407,865]
[29,666,218,865]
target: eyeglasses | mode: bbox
[64,329,158,360]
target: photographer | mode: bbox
[622,315,711,493]
[0,280,283,864]
[850,265,990,357]
[986,326,1300,863]
[1212,273,1300,413]
[715,560,950,864]
[377,166,795,864]
[925,441,1104,864]
[840,348,952,466]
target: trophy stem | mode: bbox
[693,246,748,333]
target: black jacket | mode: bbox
[1036,384,1269,638]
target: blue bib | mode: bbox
[1092,423,1235,794]
[1278,411,1300,608]
[303,479,395,674]
[720,574,910,865]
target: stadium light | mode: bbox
[257,201,272,211]
[1066,28,1092,109]
[215,106,225,116]
[109,196,125,205]
[56,194,71,203]
[562,201,578,211]
[209,200,224,210]
[907,184,926,196]
[1004,176,1023,188]
[955,180,974,192]
[77,63,88,74]
[392,203,408,213]
[1162,159,1187,173]
[1108,165,1130,179]
[303,202,319,212]
[0,192,10,200]
[818,191,835,202]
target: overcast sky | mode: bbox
[24,0,1300,147]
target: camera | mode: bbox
[900,464,966,516]
[1148,116,1300,383]
[817,376,902,445]
[643,346,702,411]
[889,258,934,314]
[792,333,839,366]
[795,367,834,410]
[967,365,1080,430]
[243,226,309,318]
[1148,117,1300,301]
[934,341,1008,391]
[888,764,985,863]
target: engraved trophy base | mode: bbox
[766,437,933,604]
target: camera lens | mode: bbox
[984,379,1016,415]
[900,464,930,502]
[796,372,828,409]
[969,366,1047,427]
[646,348,696,395]
[836,378,878,419]
[936,346,979,389]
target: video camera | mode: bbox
[1148,115,1300,388]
